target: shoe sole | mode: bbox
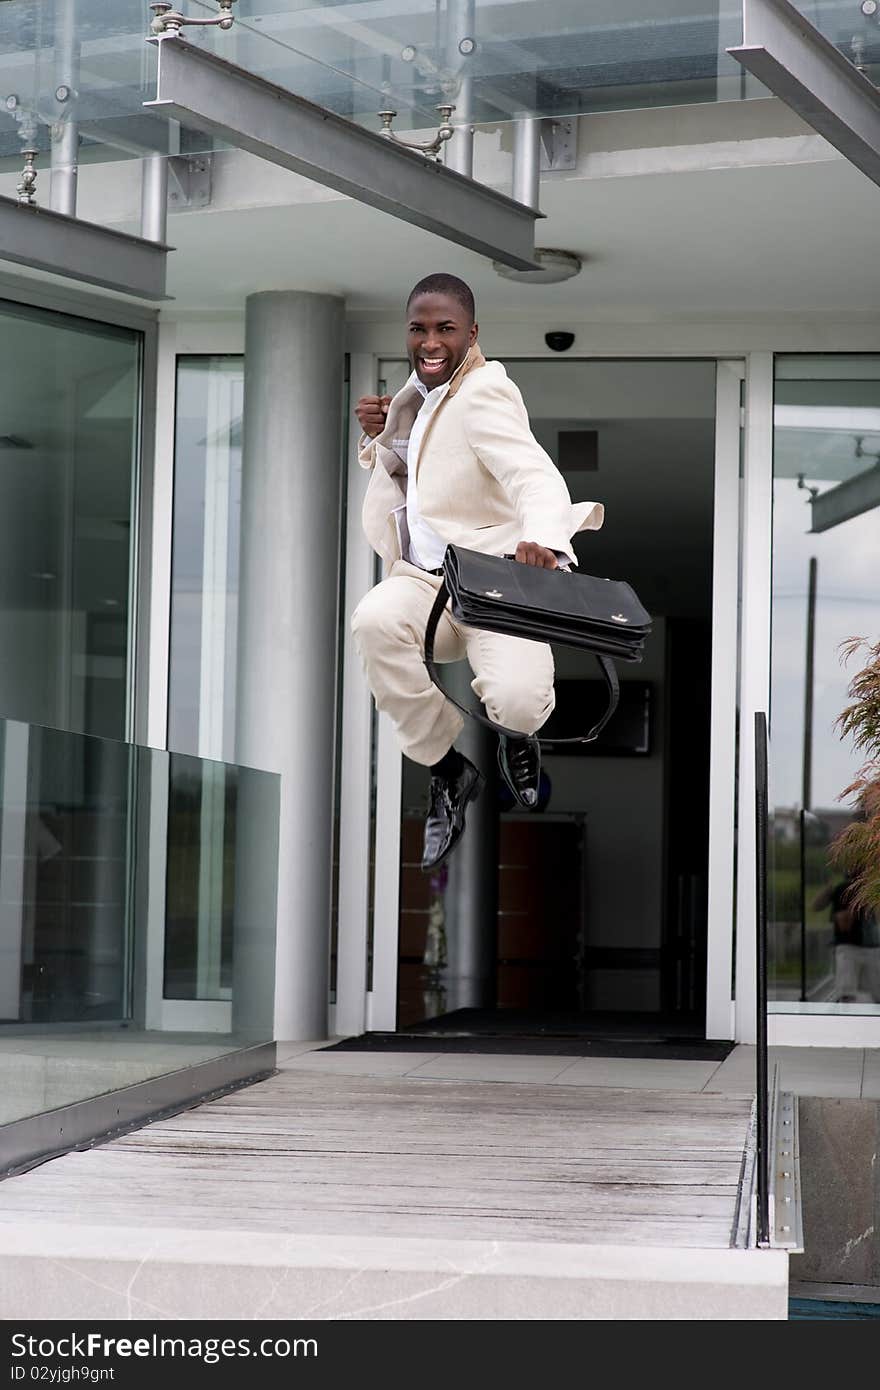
[421,768,486,873]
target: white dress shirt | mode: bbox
[391,366,572,571]
[397,372,450,570]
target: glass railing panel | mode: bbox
[0,0,770,207]
[2,3,875,200]
[0,717,278,1128]
[789,0,880,85]
[0,0,220,214]
[213,0,765,131]
[769,354,880,1013]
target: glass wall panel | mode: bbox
[0,716,278,1129]
[770,356,880,1012]
[168,355,243,761]
[0,299,140,740]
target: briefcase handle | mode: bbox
[424,578,620,746]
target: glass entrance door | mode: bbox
[364,356,734,1035]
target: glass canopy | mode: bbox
[1,3,876,205]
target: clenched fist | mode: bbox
[356,394,392,439]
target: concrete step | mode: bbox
[0,1223,789,1320]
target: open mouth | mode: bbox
[418,356,449,377]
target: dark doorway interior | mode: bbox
[395,360,718,1040]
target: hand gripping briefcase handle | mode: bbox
[424,545,652,746]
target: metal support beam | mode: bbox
[0,195,170,300]
[144,34,541,270]
[810,463,880,532]
[727,0,880,187]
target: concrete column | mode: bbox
[236,291,345,1040]
[441,664,499,1011]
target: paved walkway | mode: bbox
[276,1040,880,1098]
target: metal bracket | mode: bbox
[149,1,236,36]
[377,105,456,162]
[167,153,213,210]
[769,1089,804,1250]
[540,118,577,173]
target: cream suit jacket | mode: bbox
[358,345,604,568]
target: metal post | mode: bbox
[754,710,770,1246]
[140,154,169,243]
[798,807,807,1003]
[50,0,79,217]
[441,664,499,1012]
[236,292,345,1040]
[443,0,475,178]
[802,557,817,812]
[799,557,817,1003]
[513,115,541,209]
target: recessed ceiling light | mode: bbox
[493,249,582,285]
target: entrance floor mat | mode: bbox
[320,1007,733,1060]
[321,1032,734,1062]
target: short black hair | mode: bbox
[406,273,475,323]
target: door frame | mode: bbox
[335,352,748,1039]
[143,318,245,1033]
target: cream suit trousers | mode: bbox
[352,560,555,766]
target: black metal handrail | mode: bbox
[754,711,770,1246]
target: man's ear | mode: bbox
[469,321,478,345]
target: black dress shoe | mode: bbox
[497,734,541,809]
[421,754,485,872]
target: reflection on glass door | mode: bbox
[770,356,880,1013]
[0,299,140,740]
[0,297,141,1030]
[165,356,244,1018]
[168,355,243,762]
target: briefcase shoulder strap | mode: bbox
[424,579,620,746]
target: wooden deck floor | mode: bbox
[0,1067,753,1250]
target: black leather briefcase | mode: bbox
[424,545,652,745]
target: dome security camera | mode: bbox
[545,331,575,352]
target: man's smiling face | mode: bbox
[406,291,478,389]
